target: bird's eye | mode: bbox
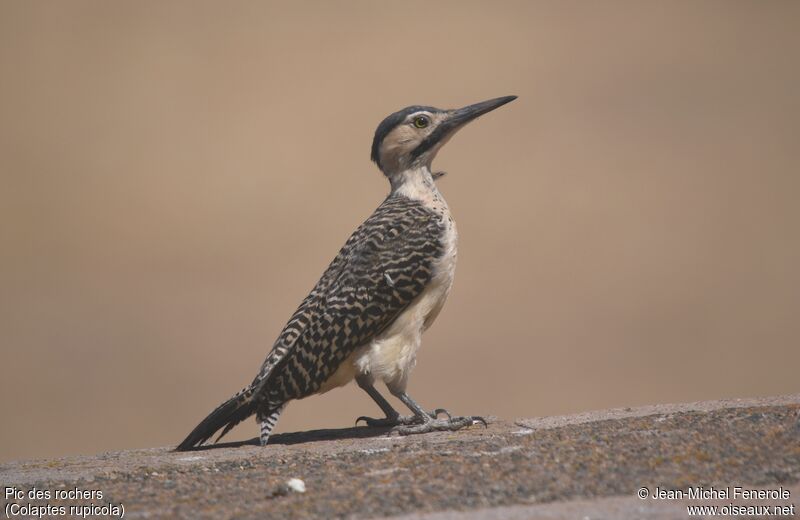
[413,116,429,128]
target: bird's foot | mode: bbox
[356,409,451,428]
[395,415,487,435]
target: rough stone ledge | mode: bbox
[1,394,798,519]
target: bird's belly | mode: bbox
[315,355,359,394]
[313,265,455,397]
[316,215,457,396]
[355,233,457,392]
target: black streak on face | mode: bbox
[408,118,453,164]
[370,105,440,171]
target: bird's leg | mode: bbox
[355,376,402,425]
[392,390,487,435]
[355,376,449,427]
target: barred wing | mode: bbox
[253,195,445,407]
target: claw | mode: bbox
[394,415,487,436]
[356,415,390,427]
[471,416,488,428]
[432,408,452,420]
[356,410,484,432]
[355,414,409,428]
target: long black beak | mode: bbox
[410,95,517,164]
[447,95,518,129]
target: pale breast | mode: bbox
[312,178,459,396]
[423,213,457,330]
[354,170,458,391]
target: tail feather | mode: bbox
[175,387,257,451]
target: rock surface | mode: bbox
[2,395,799,519]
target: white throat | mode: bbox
[390,166,442,203]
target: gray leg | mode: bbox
[355,375,450,427]
[356,376,400,419]
[258,404,286,446]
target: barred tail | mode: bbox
[175,386,257,451]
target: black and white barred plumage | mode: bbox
[176,96,515,450]
[177,195,445,449]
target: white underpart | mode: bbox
[360,166,457,392]
[319,166,458,393]
[316,166,457,395]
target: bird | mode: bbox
[176,95,517,451]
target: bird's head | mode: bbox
[370,95,517,178]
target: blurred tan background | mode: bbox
[1,1,798,463]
